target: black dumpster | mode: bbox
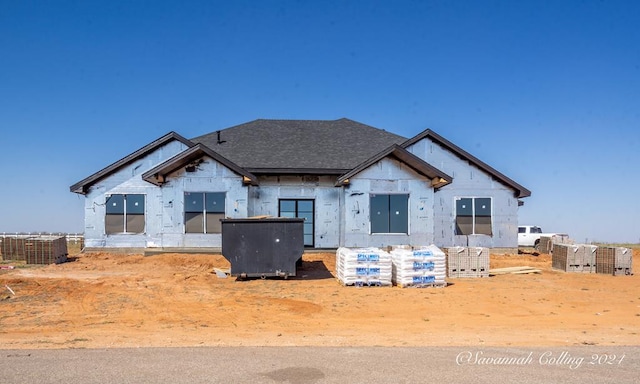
[220,218,304,279]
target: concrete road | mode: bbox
[1,346,637,383]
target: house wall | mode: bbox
[81,131,521,250]
[82,140,189,248]
[155,156,249,248]
[341,158,435,248]
[406,138,519,248]
[246,176,341,248]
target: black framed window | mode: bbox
[105,194,145,234]
[185,192,225,233]
[370,194,408,234]
[455,197,492,236]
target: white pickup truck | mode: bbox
[518,225,563,249]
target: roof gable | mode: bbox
[190,118,407,173]
[70,121,530,200]
[402,129,531,198]
[141,143,258,186]
[336,144,452,188]
[70,132,193,194]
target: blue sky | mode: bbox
[1,0,638,243]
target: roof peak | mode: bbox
[190,118,407,171]
[251,117,353,123]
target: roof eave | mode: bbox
[402,129,530,198]
[141,143,259,187]
[70,131,194,195]
[335,144,452,187]
[246,168,350,175]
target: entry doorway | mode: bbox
[279,199,314,247]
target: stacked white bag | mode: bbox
[391,245,447,287]
[336,247,392,286]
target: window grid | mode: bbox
[370,194,409,234]
[185,192,225,234]
[105,194,145,234]
[455,197,492,236]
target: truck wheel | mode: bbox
[534,240,540,251]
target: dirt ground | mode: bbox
[1,249,638,350]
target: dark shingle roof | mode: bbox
[70,118,530,199]
[190,118,408,173]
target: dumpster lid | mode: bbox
[220,217,305,223]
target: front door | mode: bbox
[279,199,314,247]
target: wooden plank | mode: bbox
[489,266,541,275]
[490,266,534,272]
[247,215,273,219]
[510,269,542,275]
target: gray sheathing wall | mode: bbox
[83,140,189,248]
[83,142,250,249]
[82,132,520,250]
[341,158,434,248]
[246,176,341,249]
[154,156,249,248]
[406,138,519,248]
[244,159,435,250]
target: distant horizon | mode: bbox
[0,231,637,247]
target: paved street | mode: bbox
[1,346,638,383]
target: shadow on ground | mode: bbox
[232,260,334,282]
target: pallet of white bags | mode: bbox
[396,281,447,288]
[337,277,392,287]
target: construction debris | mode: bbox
[213,268,230,278]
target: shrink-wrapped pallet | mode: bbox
[336,247,392,286]
[391,245,447,287]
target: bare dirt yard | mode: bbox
[1,249,638,349]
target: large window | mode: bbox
[185,192,225,233]
[455,197,492,236]
[105,194,145,234]
[370,194,408,234]
[279,199,314,247]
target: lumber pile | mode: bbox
[489,266,542,276]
